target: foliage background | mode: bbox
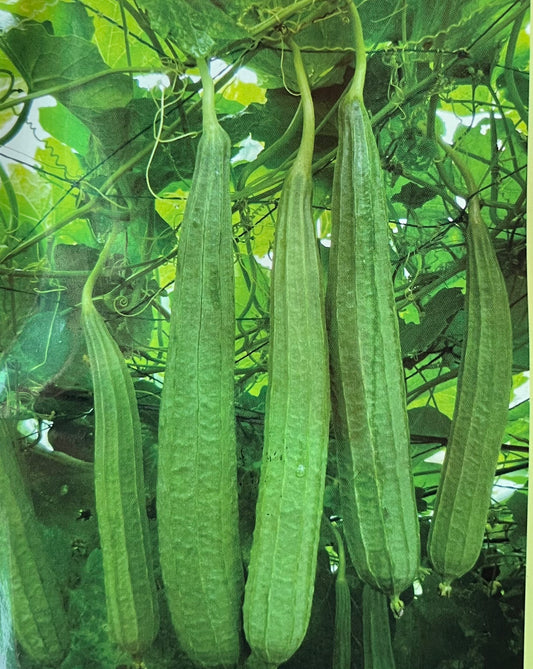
[0,0,528,667]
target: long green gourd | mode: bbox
[0,516,16,668]
[242,39,330,668]
[427,146,513,596]
[81,224,159,661]
[0,418,70,666]
[331,522,351,669]
[362,584,397,669]
[325,1,420,616]
[157,57,244,667]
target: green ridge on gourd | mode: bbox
[325,1,420,616]
[242,38,330,669]
[0,418,70,666]
[156,57,244,667]
[362,584,397,669]
[81,225,159,661]
[427,162,513,595]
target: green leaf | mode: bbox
[408,406,451,440]
[504,397,530,447]
[39,103,91,156]
[506,490,527,530]
[91,0,161,70]
[0,163,53,259]
[392,182,438,209]
[0,22,132,111]
[400,287,464,358]
[224,88,300,173]
[246,10,352,91]
[408,0,516,51]
[51,0,95,40]
[0,307,73,401]
[506,490,527,549]
[135,0,250,58]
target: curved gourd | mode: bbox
[427,188,513,595]
[81,227,159,661]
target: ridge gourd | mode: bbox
[156,57,245,667]
[325,1,420,616]
[242,38,330,668]
[331,522,351,669]
[427,144,513,596]
[363,584,397,669]
[81,224,159,662]
[0,419,70,666]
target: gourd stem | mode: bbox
[427,95,466,198]
[346,0,367,103]
[504,7,528,126]
[245,654,278,669]
[287,38,315,170]
[237,102,303,190]
[437,138,482,219]
[197,57,218,132]
[81,221,120,308]
[330,522,346,582]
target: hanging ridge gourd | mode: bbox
[427,143,513,596]
[362,583,397,669]
[81,223,159,661]
[331,522,351,669]
[242,38,331,668]
[0,418,70,666]
[157,57,244,667]
[325,0,420,616]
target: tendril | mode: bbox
[145,79,199,200]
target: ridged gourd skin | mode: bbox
[362,584,396,669]
[242,41,330,668]
[332,525,351,669]
[326,93,420,614]
[81,294,159,660]
[333,576,352,669]
[157,58,244,668]
[0,419,70,665]
[427,199,513,595]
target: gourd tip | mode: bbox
[389,595,405,619]
[438,580,453,597]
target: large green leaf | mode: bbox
[0,21,132,111]
[0,307,73,402]
[244,9,352,91]
[51,0,95,40]
[400,287,464,359]
[136,0,250,58]
[39,103,91,156]
[407,0,521,65]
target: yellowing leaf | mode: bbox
[158,261,176,289]
[221,79,266,107]
[408,372,457,418]
[439,84,492,116]
[0,0,69,22]
[93,9,160,70]
[155,190,187,229]
[36,137,83,183]
[249,214,274,259]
